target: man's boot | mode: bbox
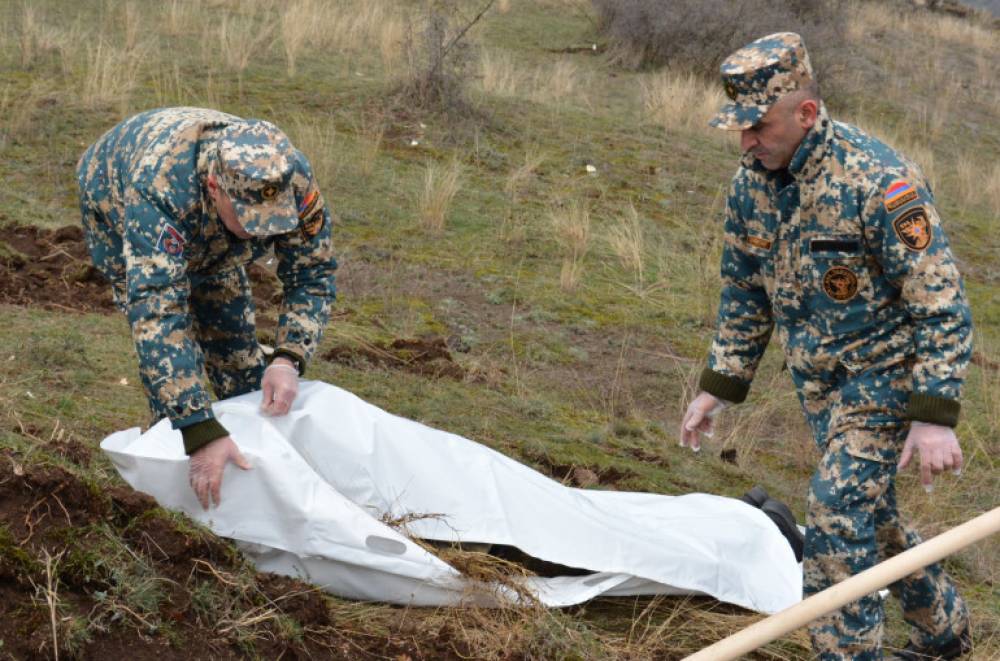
[889,628,972,660]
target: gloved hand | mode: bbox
[898,421,963,493]
[188,435,252,509]
[261,357,299,416]
[679,391,726,452]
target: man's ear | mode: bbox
[797,99,818,131]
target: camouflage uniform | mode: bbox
[77,107,337,454]
[700,34,970,659]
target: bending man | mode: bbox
[78,107,337,510]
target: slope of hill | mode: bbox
[1,1,997,658]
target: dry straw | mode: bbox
[641,72,726,133]
[550,201,591,291]
[420,158,463,232]
[606,202,646,293]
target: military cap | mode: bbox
[215,120,299,237]
[709,32,813,131]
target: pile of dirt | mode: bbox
[322,337,466,379]
[0,224,285,317]
[0,451,466,660]
[0,225,115,312]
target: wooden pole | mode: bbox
[684,507,1000,661]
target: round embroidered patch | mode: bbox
[822,266,858,302]
[724,80,738,101]
[261,184,279,200]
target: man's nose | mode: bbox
[740,129,757,153]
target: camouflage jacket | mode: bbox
[77,107,337,432]
[699,104,972,428]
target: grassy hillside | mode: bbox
[0,0,997,658]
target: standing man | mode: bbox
[679,34,973,660]
[78,107,337,511]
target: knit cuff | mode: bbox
[907,393,960,428]
[698,368,749,404]
[270,349,305,376]
[181,418,230,455]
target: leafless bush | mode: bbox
[397,0,495,118]
[591,0,849,98]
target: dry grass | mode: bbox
[606,203,648,294]
[162,0,203,37]
[479,50,520,97]
[285,115,339,190]
[305,0,406,71]
[531,59,580,105]
[81,41,142,111]
[550,200,591,292]
[641,72,727,134]
[357,113,385,177]
[16,4,68,69]
[215,13,274,85]
[420,158,463,233]
[504,149,544,205]
[122,1,142,53]
[280,0,317,77]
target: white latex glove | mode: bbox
[188,435,252,509]
[260,357,299,416]
[679,392,726,452]
[898,421,963,494]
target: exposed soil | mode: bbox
[519,447,639,489]
[336,252,692,423]
[0,451,467,660]
[0,225,283,319]
[322,336,467,380]
[0,225,115,313]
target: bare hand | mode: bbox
[261,358,299,416]
[679,392,725,452]
[898,422,963,493]
[188,435,252,509]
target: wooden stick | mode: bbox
[684,507,1000,661]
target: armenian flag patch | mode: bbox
[883,179,918,212]
[298,189,325,237]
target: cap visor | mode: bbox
[234,187,299,237]
[708,103,767,131]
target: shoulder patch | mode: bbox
[156,223,185,256]
[746,235,772,250]
[822,266,858,302]
[298,189,325,237]
[884,179,918,212]
[892,206,932,251]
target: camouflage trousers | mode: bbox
[80,204,265,422]
[800,368,968,659]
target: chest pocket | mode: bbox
[802,235,873,336]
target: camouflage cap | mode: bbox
[215,120,299,237]
[709,32,813,131]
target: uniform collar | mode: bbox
[740,102,833,186]
[787,102,833,183]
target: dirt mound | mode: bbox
[0,451,465,660]
[0,224,284,317]
[0,224,115,312]
[322,337,466,379]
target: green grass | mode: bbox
[1,0,998,658]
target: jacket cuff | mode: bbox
[698,368,749,404]
[180,418,230,455]
[907,393,960,428]
[270,348,305,376]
